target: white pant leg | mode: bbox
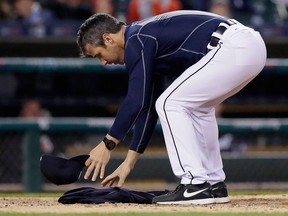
[155,25,266,185]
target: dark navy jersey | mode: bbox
[109,10,227,153]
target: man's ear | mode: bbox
[103,33,113,44]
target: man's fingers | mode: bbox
[84,162,95,179]
[92,163,101,181]
[108,179,116,187]
[85,157,108,181]
[100,163,106,179]
[101,174,116,187]
[101,175,112,186]
[101,178,115,187]
[117,177,125,188]
[85,157,92,166]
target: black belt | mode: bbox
[209,19,237,48]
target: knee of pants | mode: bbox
[156,94,185,118]
[155,94,177,117]
[156,92,212,117]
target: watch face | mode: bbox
[103,137,116,150]
[106,141,116,150]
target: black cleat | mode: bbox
[152,182,214,205]
[212,182,230,203]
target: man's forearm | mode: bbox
[124,149,141,169]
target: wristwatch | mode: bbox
[103,137,116,151]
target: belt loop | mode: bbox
[207,19,235,51]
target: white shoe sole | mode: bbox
[155,198,215,205]
[214,197,230,203]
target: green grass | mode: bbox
[1,213,288,216]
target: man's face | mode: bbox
[84,42,124,65]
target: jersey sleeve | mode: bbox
[131,74,165,153]
[108,35,161,153]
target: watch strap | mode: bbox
[103,137,116,150]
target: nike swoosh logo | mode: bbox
[183,188,208,198]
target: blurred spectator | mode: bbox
[41,0,92,20]
[272,0,288,21]
[126,0,183,23]
[10,0,55,37]
[19,99,54,153]
[91,0,114,15]
[113,0,130,21]
[209,0,232,17]
[19,98,51,119]
[0,0,12,20]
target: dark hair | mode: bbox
[77,13,125,57]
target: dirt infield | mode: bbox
[1,194,288,213]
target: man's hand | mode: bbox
[84,141,111,181]
[101,150,140,187]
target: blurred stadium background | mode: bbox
[1,0,288,192]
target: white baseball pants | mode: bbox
[155,23,267,185]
